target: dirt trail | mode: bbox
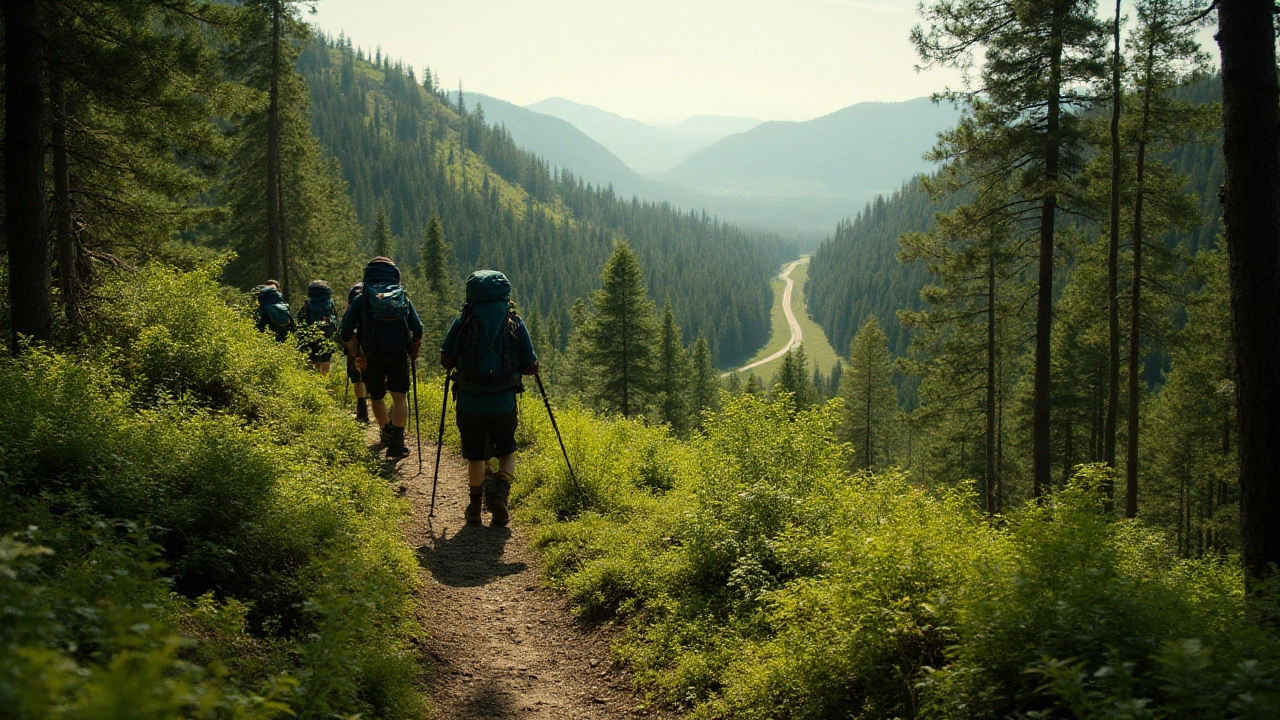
[379,430,670,719]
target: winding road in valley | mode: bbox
[726,257,807,376]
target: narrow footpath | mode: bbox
[380,429,672,719]
[727,257,806,377]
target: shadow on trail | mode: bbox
[418,523,527,587]
[457,679,521,718]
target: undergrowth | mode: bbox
[0,265,423,718]
[511,390,1280,719]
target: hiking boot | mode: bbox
[484,470,512,527]
[385,425,410,459]
[379,422,391,445]
[355,398,369,424]
[465,487,484,525]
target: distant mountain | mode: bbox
[665,114,761,138]
[453,92,693,204]
[526,97,749,174]
[664,97,959,208]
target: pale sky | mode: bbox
[310,0,964,124]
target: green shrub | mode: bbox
[514,391,1280,719]
[0,265,424,719]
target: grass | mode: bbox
[730,258,841,383]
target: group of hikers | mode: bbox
[254,257,539,527]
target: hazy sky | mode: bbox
[310,0,967,124]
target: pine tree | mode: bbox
[689,334,720,428]
[5,0,52,351]
[1121,0,1214,517]
[372,205,394,259]
[840,318,899,471]
[1216,0,1280,584]
[914,0,1108,496]
[223,2,358,296]
[580,242,659,418]
[900,186,1029,509]
[774,346,818,410]
[418,214,454,300]
[655,299,692,434]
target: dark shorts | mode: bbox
[362,352,410,400]
[456,409,518,461]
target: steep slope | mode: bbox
[300,37,786,365]
[454,92,695,206]
[527,97,734,174]
[665,98,957,199]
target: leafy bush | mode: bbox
[513,392,1280,719]
[0,266,423,718]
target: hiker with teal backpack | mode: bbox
[439,270,539,527]
[255,280,294,343]
[340,257,424,459]
[298,280,339,375]
[343,282,371,424]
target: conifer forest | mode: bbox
[2,0,1279,718]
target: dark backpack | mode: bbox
[453,302,523,394]
[359,262,411,355]
[302,282,337,331]
[258,286,292,332]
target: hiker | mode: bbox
[297,280,339,375]
[255,280,294,343]
[340,257,423,459]
[344,282,370,423]
[440,270,538,527]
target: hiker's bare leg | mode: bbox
[353,381,366,399]
[371,398,389,427]
[468,461,486,488]
[390,391,408,427]
[498,452,515,476]
[315,361,331,376]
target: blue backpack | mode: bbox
[258,286,292,332]
[359,261,411,354]
[302,281,337,332]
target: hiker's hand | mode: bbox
[354,355,367,371]
[408,338,422,360]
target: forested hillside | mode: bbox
[807,76,1222,366]
[299,37,788,365]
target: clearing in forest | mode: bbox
[729,256,841,381]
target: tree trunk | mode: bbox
[1127,136,1147,519]
[1104,0,1123,513]
[51,71,81,334]
[985,237,997,515]
[1033,23,1063,500]
[1217,0,1280,585]
[266,0,283,284]
[4,0,53,353]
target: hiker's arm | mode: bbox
[517,318,539,375]
[438,316,462,369]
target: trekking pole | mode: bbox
[429,372,451,518]
[534,373,580,492]
[343,372,350,405]
[411,357,423,475]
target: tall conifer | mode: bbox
[580,242,659,418]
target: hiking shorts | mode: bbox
[456,409,518,461]
[362,352,410,400]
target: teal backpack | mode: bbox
[258,286,292,332]
[453,271,522,394]
[302,281,337,332]
[359,260,411,354]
